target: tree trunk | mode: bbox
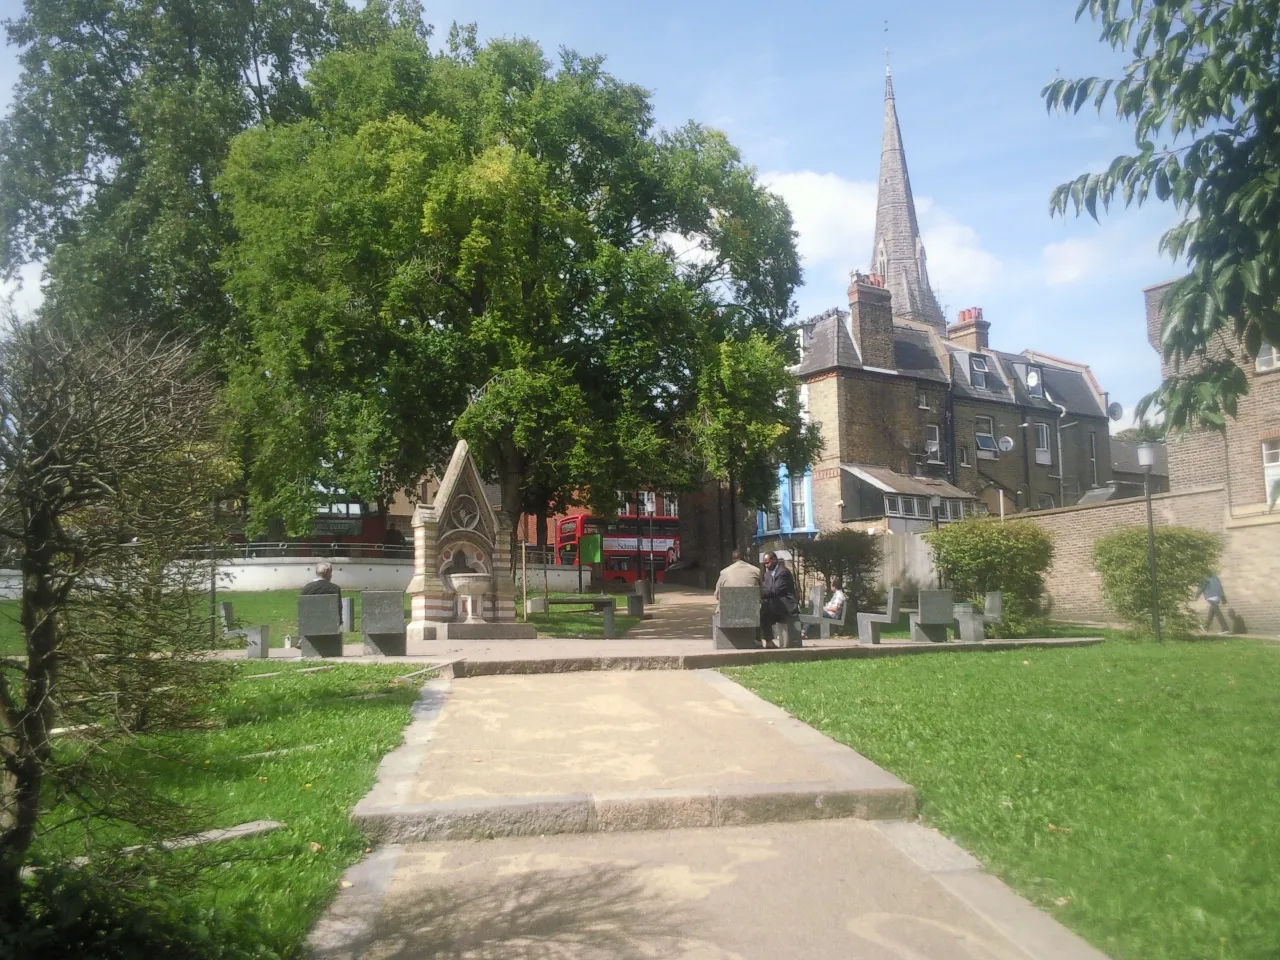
[0,503,59,923]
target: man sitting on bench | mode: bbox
[760,551,799,647]
[823,576,847,622]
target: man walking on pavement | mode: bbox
[760,551,800,648]
[1197,573,1231,634]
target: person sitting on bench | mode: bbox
[823,577,847,620]
[760,551,799,646]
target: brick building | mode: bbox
[758,71,1116,544]
[1144,281,1280,509]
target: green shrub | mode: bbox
[791,529,882,612]
[1092,526,1221,638]
[0,868,276,960]
[924,519,1054,637]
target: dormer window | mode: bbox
[1026,365,1044,398]
[970,355,988,389]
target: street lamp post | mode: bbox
[1138,442,1163,642]
[929,494,942,588]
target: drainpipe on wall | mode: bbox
[945,385,957,482]
[1050,397,1068,508]
[1020,406,1033,510]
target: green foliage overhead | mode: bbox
[1043,0,1280,433]
[791,529,882,613]
[1113,422,1165,443]
[925,519,1055,637]
[0,0,424,338]
[686,332,821,511]
[1092,525,1222,638]
[219,26,809,530]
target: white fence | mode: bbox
[214,557,413,593]
[515,564,583,592]
[880,532,938,592]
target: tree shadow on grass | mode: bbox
[350,863,703,960]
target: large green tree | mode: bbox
[0,0,421,340]
[218,26,810,536]
[1044,0,1280,433]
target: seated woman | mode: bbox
[823,576,847,620]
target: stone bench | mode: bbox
[361,590,406,656]
[712,586,762,650]
[909,589,954,643]
[798,585,850,640]
[953,591,1003,642]
[856,588,900,645]
[297,594,343,658]
[545,596,616,638]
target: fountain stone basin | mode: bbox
[447,572,493,623]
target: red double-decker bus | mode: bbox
[556,509,681,585]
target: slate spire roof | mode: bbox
[871,69,946,333]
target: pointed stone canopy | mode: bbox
[870,68,946,333]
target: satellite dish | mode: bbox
[997,436,1015,453]
[1108,401,1125,422]
[925,439,940,454]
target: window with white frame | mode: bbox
[1088,433,1098,487]
[884,495,901,516]
[789,474,807,528]
[926,424,943,462]
[1038,494,1056,510]
[901,497,917,518]
[1257,342,1278,372]
[798,384,810,424]
[1026,365,1044,398]
[970,355,988,389]
[918,392,929,410]
[1264,439,1280,501]
[1035,423,1052,465]
[662,494,679,517]
[959,445,971,467]
[975,416,997,457]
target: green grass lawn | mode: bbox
[727,639,1280,960]
[1,587,642,653]
[30,661,422,956]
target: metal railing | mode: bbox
[209,542,415,561]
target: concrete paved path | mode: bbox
[352,671,914,842]
[315,668,1112,959]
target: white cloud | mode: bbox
[761,169,1002,316]
[1,260,44,317]
[920,215,1003,303]
[760,170,876,274]
[1042,237,1100,287]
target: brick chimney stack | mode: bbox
[848,271,895,369]
[947,307,989,352]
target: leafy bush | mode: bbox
[0,868,276,960]
[1093,526,1221,639]
[791,529,882,613]
[924,519,1054,637]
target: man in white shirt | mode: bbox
[823,576,847,620]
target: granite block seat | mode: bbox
[953,591,1003,643]
[361,590,407,656]
[297,594,343,658]
[712,586,762,650]
[909,589,954,643]
[798,584,850,640]
[856,588,900,645]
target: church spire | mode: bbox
[870,69,945,332]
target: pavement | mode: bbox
[312,666,1112,959]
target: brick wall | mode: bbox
[1030,485,1280,634]
[848,280,894,369]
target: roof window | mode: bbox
[970,355,988,389]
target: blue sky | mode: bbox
[0,0,1177,425]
